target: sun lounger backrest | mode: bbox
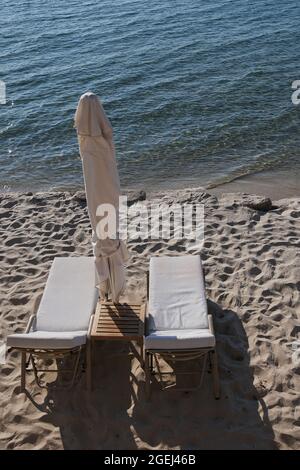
[148,255,208,332]
[36,257,98,332]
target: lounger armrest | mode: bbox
[140,302,147,336]
[25,315,36,333]
[33,293,43,315]
[7,314,36,353]
[140,302,147,319]
[146,271,149,300]
[87,314,94,339]
[208,314,215,335]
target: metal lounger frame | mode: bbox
[144,272,221,400]
[10,313,94,392]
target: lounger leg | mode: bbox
[145,351,151,401]
[211,349,220,399]
[139,339,144,369]
[86,339,92,392]
[21,352,26,392]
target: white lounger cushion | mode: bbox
[36,257,98,331]
[145,329,215,350]
[7,257,98,350]
[148,255,208,332]
[6,331,87,350]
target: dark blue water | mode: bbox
[1,0,300,192]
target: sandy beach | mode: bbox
[0,188,299,450]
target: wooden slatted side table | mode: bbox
[89,301,145,389]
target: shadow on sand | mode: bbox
[26,300,276,449]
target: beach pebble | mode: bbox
[219,193,273,211]
[72,191,87,204]
[242,195,273,211]
[126,190,146,206]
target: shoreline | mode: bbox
[1,165,299,200]
[208,166,300,200]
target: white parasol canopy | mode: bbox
[75,92,128,302]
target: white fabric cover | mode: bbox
[6,331,87,350]
[148,255,208,332]
[145,329,215,350]
[7,257,98,350]
[74,91,113,138]
[75,92,128,302]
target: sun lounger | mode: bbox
[6,257,98,391]
[144,255,220,399]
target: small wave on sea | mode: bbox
[1,0,300,192]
